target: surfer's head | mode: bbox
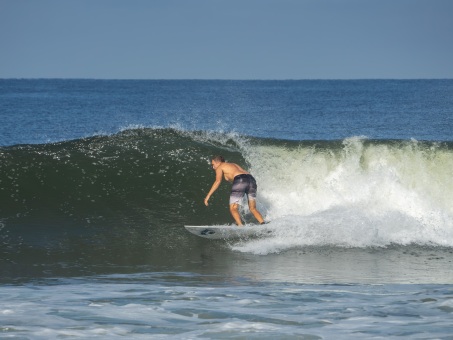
[211,155,225,170]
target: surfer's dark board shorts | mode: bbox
[229,174,257,205]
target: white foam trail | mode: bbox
[236,137,453,253]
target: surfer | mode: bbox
[204,155,265,226]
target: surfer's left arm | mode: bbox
[204,167,223,206]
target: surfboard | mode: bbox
[184,224,272,239]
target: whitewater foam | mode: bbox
[235,137,453,253]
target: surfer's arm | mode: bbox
[204,168,223,206]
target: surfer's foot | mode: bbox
[260,221,269,225]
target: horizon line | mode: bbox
[1,77,452,81]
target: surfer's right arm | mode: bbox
[204,166,223,206]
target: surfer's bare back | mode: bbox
[204,155,265,226]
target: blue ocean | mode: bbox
[1,79,453,338]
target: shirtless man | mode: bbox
[204,155,265,226]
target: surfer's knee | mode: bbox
[229,203,239,213]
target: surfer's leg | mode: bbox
[248,199,264,224]
[245,176,264,224]
[229,203,243,226]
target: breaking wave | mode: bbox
[1,128,453,276]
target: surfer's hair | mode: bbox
[212,155,225,163]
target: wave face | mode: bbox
[1,128,453,277]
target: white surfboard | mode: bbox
[184,224,272,239]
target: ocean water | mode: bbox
[1,79,453,338]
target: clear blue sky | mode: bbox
[1,0,452,79]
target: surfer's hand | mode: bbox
[204,197,209,206]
